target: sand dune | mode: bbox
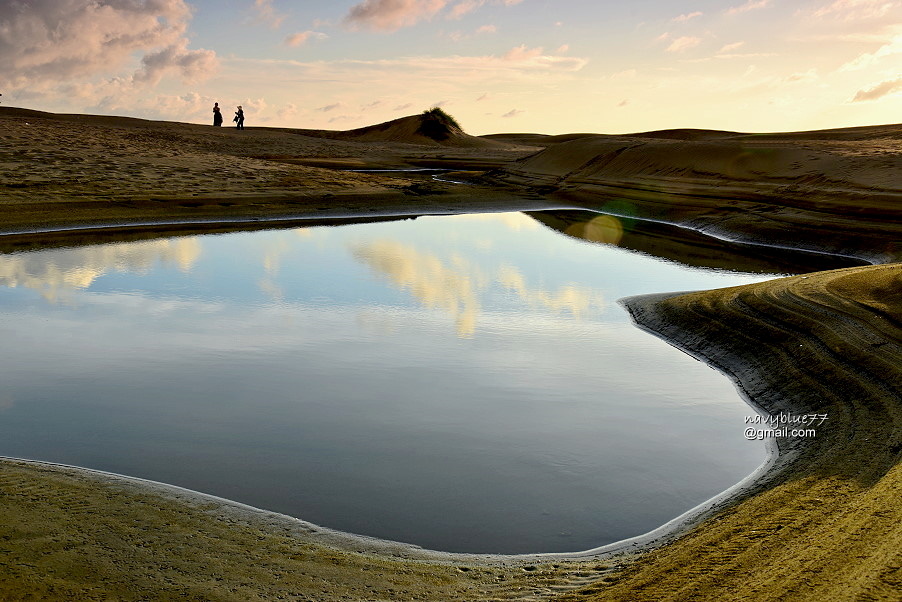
[490,124,902,263]
[312,113,506,148]
[0,106,543,235]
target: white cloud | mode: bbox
[672,12,703,22]
[813,0,897,20]
[476,24,498,34]
[726,0,770,15]
[666,37,702,53]
[839,34,902,70]
[852,77,902,101]
[285,31,329,47]
[718,41,746,53]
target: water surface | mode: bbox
[0,212,773,553]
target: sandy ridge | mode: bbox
[560,264,902,600]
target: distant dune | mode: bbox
[489,123,902,263]
[294,111,506,148]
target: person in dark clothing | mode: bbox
[234,106,244,130]
[213,102,223,126]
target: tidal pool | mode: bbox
[0,211,780,554]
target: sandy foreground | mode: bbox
[0,108,900,600]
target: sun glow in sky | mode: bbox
[3,0,900,134]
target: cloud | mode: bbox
[449,0,485,19]
[134,41,218,86]
[666,37,702,52]
[344,0,452,31]
[556,44,570,53]
[476,92,490,101]
[394,102,414,110]
[718,41,746,53]
[839,34,902,70]
[1,1,211,83]
[350,239,483,337]
[503,44,544,60]
[278,103,299,120]
[285,31,329,47]
[813,0,897,20]
[784,69,819,83]
[476,24,497,33]
[343,0,524,32]
[317,102,343,112]
[852,77,902,101]
[0,238,201,304]
[502,108,524,117]
[726,0,770,15]
[672,11,703,22]
[254,0,287,28]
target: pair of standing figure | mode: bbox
[213,103,243,129]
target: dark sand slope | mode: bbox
[490,125,902,263]
[557,264,902,601]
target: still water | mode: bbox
[0,212,774,554]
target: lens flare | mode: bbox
[565,215,624,246]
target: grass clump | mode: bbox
[418,107,462,141]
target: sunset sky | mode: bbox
[3,0,900,134]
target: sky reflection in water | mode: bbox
[0,212,774,554]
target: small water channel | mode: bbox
[0,210,811,553]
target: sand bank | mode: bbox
[562,263,901,600]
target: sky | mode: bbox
[2,0,900,134]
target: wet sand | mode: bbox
[1,107,900,600]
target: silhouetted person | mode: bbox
[234,106,244,130]
[213,102,223,126]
